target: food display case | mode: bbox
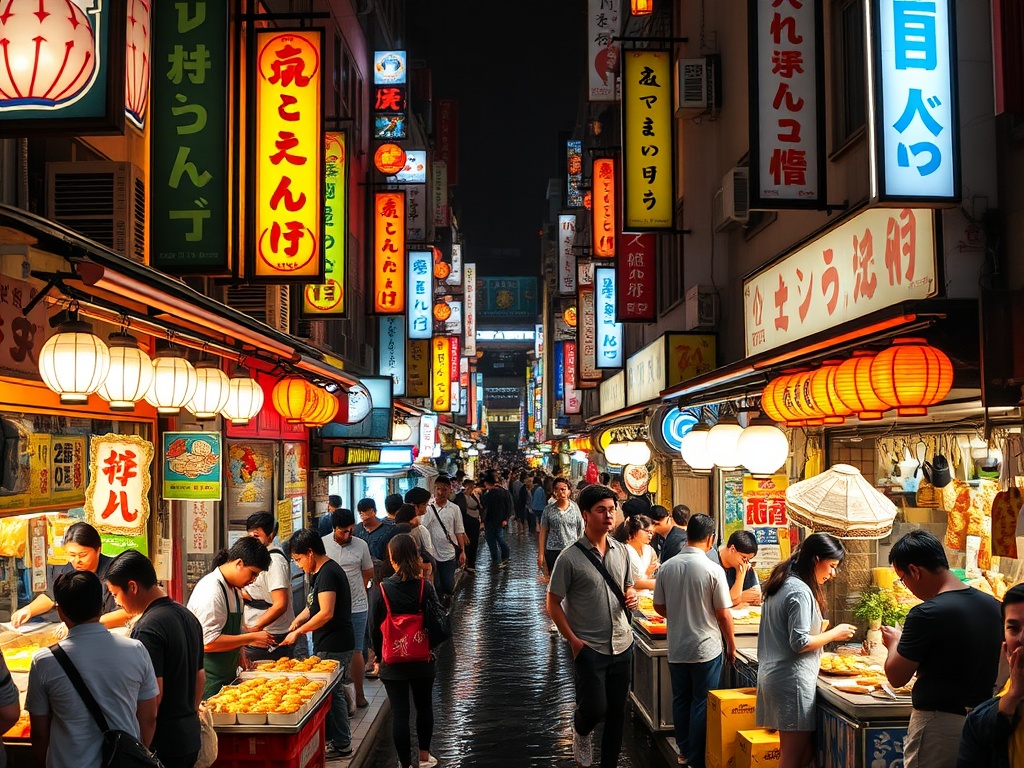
[0,624,64,766]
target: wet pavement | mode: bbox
[364,528,672,768]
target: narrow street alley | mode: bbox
[365,530,670,767]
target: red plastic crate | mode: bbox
[213,698,328,768]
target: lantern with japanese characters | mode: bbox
[869,338,953,416]
[374,143,406,175]
[761,374,805,427]
[834,351,890,421]
[124,0,151,127]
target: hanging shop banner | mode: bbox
[588,0,621,101]
[566,140,584,208]
[437,99,459,184]
[869,0,959,203]
[373,81,406,140]
[558,215,577,295]
[448,336,461,383]
[162,432,222,501]
[152,0,228,273]
[51,436,87,506]
[600,370,626,414]
[0,275,47,378]
[464,263,477,357]
[374,191,407,313]
[626,332,717,405]
[432,337,452,412]
[743,474,791,579]
[379,316,407,396]
[85,434,154,537]
[438,300,463,337]
[748,0,826,208]
[622,50,674,231]
[302,131,348,317]
[186,500,215,555]
[564,341,581,415]
[593,157,617,257]
[250,28,324,282]
[432,161,450,227]
[577,269,600,383]
[405,184,428,241]
[554,341,565,402]
[419,413,438,459]
[448,242,463,287]
[392,151,427,184]
[595,266,624,368]
[742,207,937,355]
[406,339,431,398]
[0,0,127,135]
[408,250,432,338]
[617,233,656,322]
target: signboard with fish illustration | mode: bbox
[163,432,222,501]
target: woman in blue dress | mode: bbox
[756,533,858,768]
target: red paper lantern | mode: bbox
[809,360,852,425]
[870,338,954,416]
[374,143,407,175]
[834,351,890,420]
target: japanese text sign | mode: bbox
[627,332,717,405]
[432,161,449,227]
[558,215,577,295]
[743,474,791,575]
[448,336,461,383]
[870,0,959,202]
[617,233,656,321]
[408,250,432,338]
[0,274,46,378]
[373,50,407,142]
[592,157,617,257]
[50,436,86,505]
[431,337,451,412]
[251,29,324,282]
[152,0,229,273]
[186,501,214,554]
[622,50,674,230]
[303,131,347,316]
[162,431,222,501]
[588,0,621,101]
[595,266,624,368]
[742,207,937,355]
[374,191,407,313]
[407,339,430,398]
[436,99,459,184]
[448,242,463,287]
[464,263,477,357]
[564,341,581,415]
[578,278,600,383]
[749,0,826,207]
[379,316,406,396]
[567,140,584,208]
[554,341,565,402]
[85,434,154,537]
[405,184,427,241]
[600,370,626,414]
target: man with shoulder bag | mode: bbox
[422,475,468,610]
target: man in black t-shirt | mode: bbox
[882,530,1002,768]
[105,551,204,768]
[284,528,354,760]
[481,472,512,567]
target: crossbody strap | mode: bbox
[573,541,628,610]
[429,504,458,549]
[380,579,425,614]
[51,644,110,734]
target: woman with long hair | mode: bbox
[621,514,658,593]
[371,533,440,768]
[755,533,858,768]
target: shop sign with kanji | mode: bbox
[463,263,477,357]
[162,431,222,501]
[408,250,432,338]
[616,233,655,322]
[870,0,959,203]
[374,191,407,313]
[564,341,581,415]
[749,0,826,208]
[85,434,154,537]
[436,99,459,184]
[743,474,792,576]
[566,140,584,208]
[152,0,230,273]
[587,0,621,101]
[0,274,47,378]
[558,215,577,295]
[431,337,451,412]
[592,157,616,257]
[379,316,407,396]
[622,50,674,231]
[554,341,565,403]
[577,280,601,384]
[594,266,624,368]
[406,339,430,398]
[251,29,324,282]
[742,207,937,356]
[303,131,348,316]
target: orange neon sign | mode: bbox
[592,157,616,258]
[432,336,451,412]
[253,29,324,281]
[303,131,346,316]
[374,191,406,313]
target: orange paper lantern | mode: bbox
[301,387,339,427]
[870,338,953,416]
[785,369,825,425]
[374,143,407,175]
[809,360,852,425]
[834,351,890,420]
[272,375,314,424]
[761,375,805,426]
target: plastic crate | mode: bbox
[213,699,328,768]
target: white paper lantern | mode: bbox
[186,360,230,419]
[679,424,714,472]
[38,316,110,405]
[604,442,628,465]
[97,332,152,411]
[146,347,197,415]
[737,418,790,475]
[622,441,651,466]
[392,422,413,441]
[707,416,744,469]
[221,368,265,426]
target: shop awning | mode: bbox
[0,203,362,390]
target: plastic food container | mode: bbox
[236,712,267,726]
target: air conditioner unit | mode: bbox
[223,285,291,333]
[712,167,750,232]
[675,55,721,116]
[685,284,719,330]
[46,161,145,261]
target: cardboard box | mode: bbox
[736,729,781,768]
[706,688,758,768]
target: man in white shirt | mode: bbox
[654,514,736,768]
[322,508,374,710]
[243,512,295,661]
[27,570,160,768]
[423,474,468,609]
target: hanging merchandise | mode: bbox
[991,487,1023,559]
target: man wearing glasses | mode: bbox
[707,530,762,608]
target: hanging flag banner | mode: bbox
[373,191,406,313]
[408,250,432,338]
[749,0,826,208]
[577,260,600,384]
[250,29,324,282]
[592,157,617,257]
[622,50,674,231]
[869,0,959,203]
[379,316,407,396]
[406,184,427,241]
[564,341,581,415]
[303,131,348,317]
[407,339,430,398]
[595,266,624,368]
[617,233,656,321]
[558,215,577,295]
[464,263,477,357]
[567,140,584,208]
[152,0,228,274]
[432,337,452,412]
[588,0,621,101]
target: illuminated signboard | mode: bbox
[595,266,624,368]
[554,341,565,401]
[85,434,154,539]
[373,51,407,84]
[251,29,324,281]
[566,140,583,208]
[448,242,462,286]
[432,337,451,412]
[408,250,432,339]
[406,184,427,241]
[592,157,616,258]
[464,263,477,357]
[564,341,580,415]
[617,233,656,321]
[407,339,430,398]
[303,131,347,316]
[622,50,674,230]
[379,316,406,396]
[390,150,427,183]
[587,0,621,101]
[373,191,406,313]
[558,215,577,295]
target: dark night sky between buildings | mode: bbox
[406,2,587,277]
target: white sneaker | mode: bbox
[419,756,438,768]
[572,728,593,767]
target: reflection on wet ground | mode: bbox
[367,529,669,767]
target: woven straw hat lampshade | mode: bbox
[785,464,899,539]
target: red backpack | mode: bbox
[380,579,431,664]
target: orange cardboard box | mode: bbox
[706,688,758,768]
[736,729,781,768]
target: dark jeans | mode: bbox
[383,676,435,768]
[669,654,725,768]
[527,509,537,533]
[484,525,510,563]
[317,649,353,749]
[573,644,633,768]
[463,517,481,568]
[155,751,199,768]
[544,549,561,578]
[435,558,457,601]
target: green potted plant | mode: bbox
[854,586,911,655]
